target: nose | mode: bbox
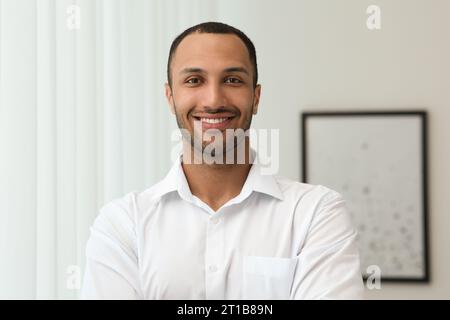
[202,82,227,110]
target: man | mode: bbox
[81,22,364,299]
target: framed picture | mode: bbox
[301,111,429,282]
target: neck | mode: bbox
[181,139,253,212]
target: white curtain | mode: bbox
[0,0,215,299]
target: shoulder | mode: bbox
[90,192,139,248]
[273,175,344,205]
[272,176,350,229]
[94,177,173,229]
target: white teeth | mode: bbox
[201,117,228,124]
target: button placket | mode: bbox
[208,265,218,272]
[205,213,225,299]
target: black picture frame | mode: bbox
[301,110,429,282]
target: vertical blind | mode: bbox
[0,0,215,299]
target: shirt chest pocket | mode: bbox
[242,256,298,300]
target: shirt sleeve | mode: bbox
[290,189,365,299]
[80,195,142,299]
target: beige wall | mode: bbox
[216,0,450,299]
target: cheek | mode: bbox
[228,91,254,114]
[174,92,196,116]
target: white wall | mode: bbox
[215,0,450,299]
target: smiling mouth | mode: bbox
[192,115,236,130]
[194,117,234,124]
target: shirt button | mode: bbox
[208,265,218,273]
[211,217,220,224]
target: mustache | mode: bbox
[192,107,239,115]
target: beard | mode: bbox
[173,101,254,157]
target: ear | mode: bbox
[165,83,175,115]
[252,84,261,115]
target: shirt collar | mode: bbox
[153,151,284,202]
[247,162,284,201]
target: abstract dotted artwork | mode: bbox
[301,111,429,282]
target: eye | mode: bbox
[185,77,202,85]
[224,77,243,84]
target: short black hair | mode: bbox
[167,21,258,88]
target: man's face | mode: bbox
[165,33,261,154]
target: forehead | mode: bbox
[171,33,252,72]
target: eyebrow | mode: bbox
[180,67,205,75]
[223,67,249,75]
[179,66,249,75]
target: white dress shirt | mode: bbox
[81,156,364,300]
